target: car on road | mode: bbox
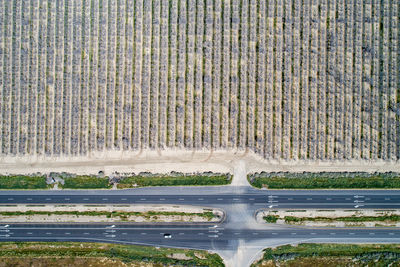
[164,233,172,239]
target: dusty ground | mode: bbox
[1,149,399,176]
[257,209,400,227]
[0,204,222,223]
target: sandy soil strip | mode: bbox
[0,149,399,176]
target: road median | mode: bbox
[0,204,223,223]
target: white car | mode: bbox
[164,233,172,239]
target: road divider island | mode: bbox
[0,204,223,223]
[257,209,400,227]
[0,172,232,190]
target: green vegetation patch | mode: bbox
[0,175,49,189]
[248,172,400,189]
[61,176,111,189]
[0,242,224,267]
[117,172,232,188]
[283,214,400,223]
[252,243,400,266]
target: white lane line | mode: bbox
[349,233,355,235]
[310,233,316,235]
[45,198,51,200]
[249,198,255,201]
[345,198,351,200]
[141,233,147,235]
[198,233,204,235]
[291,233,297,235]
[65,198,70,200]
[389,233,395,235]
[217,198,223,201]
[102,198,108,200]
[365,198,371,200]
[141,198,146,200]
[234,232,240,235]
[198,198,204,200]
[27,232,32,235]
[179,198,185,201]
[65,233,71,235]
[27,198,32,200]
[159,198,165,201]
[287,198,293,200]
[307,198,312,200]
[122,233,127,235]
[83,233,90,235]
[7,198,13,200]
[330,233,336,235]
[252,233,258,235]
[179,233,184,235]
[233,198,239,201]
[369,233,375,235]
[272,233,278,235]
[385,198,391,201]
[83,198,89,200]
[46,232,52,235]
[326,198,332,200]
[121,198,127,200]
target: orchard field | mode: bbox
[0,0,399,161]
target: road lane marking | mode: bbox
[345,198,351,200]
[27,232,32,235]
[385,198,391,200]
[287,198,293,200]
[369,233,375,235]
[45,198,51,200]
[65,233,71,235]
[141,233,147,235]
[27,198,32,200]
[65,198,70,200]
[83,198,89,200]
[330,233,336,235]
[121,198,127,200]
[252,233,258,235]
[198,198,204,200]
[141,198,146,200]
[122,233,127,235]
[272,233,278,235]
[307,198,312,200]
[349,233,355,235]
[234,233,240,235]
[389,233,395,235]
[179,198,185,200]
[326,198,332,200]
[310,233,316,235]
[249,198,255,201]
[102,198,108,200]
[46,233,52,235]
[217,198,223,201]
[159,198,165,201]
[179,233,184,235]
[84,233,90,235]
[198,233,204,235]
[7,198,13,200]
[291,233,296,235]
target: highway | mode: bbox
[1,186,400,266]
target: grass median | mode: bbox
[0,242,224,267]
[248,172,400,189]
[252,243,400,266]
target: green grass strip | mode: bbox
[61,176,111,189]
[0,242,224,266]
[0,176,49,189]
[248,172,400,189]
[253,243,400,266]
[117,174,231,188]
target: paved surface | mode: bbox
[1,186,400,266]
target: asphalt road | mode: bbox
[1,187,400,266]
